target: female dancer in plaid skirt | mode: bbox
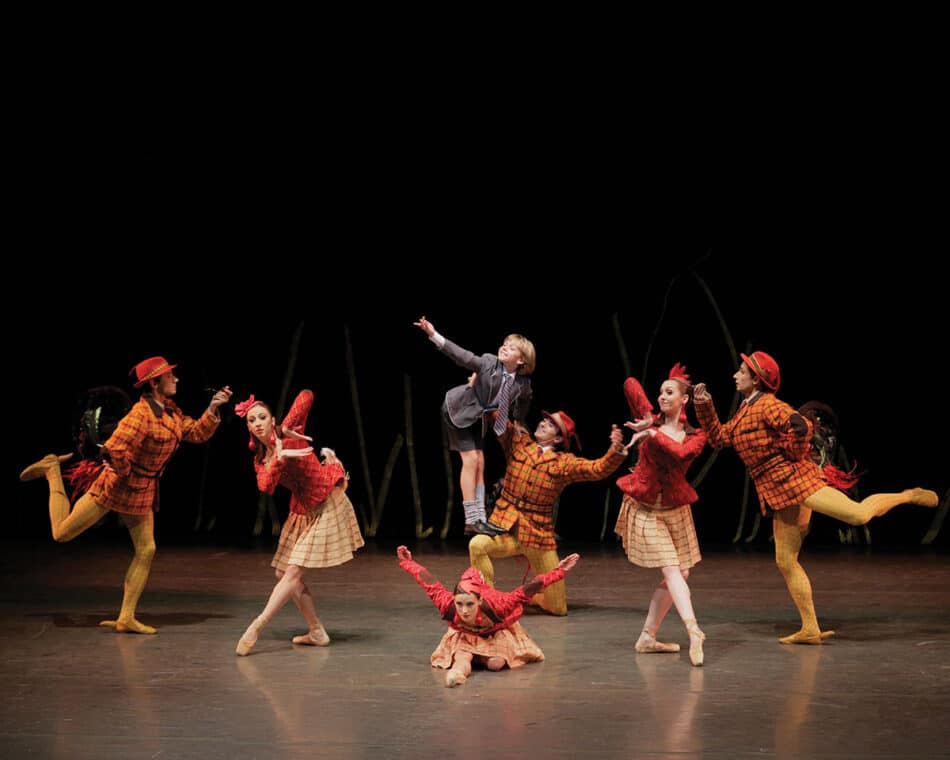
[235,390,363,655]
[615,364,707,666]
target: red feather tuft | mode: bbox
[668,362,690,383]
[822,462,862,492]
[63,460,105,501]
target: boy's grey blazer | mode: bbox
[439,338,532,431]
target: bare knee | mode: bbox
[282,565,305,586]
[485,656,506,671]
[660,565,683,583]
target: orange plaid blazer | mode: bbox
[695,393,824,513]
[87,395,220,515]
[490,423,626,550]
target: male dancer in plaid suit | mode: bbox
[693,351,938,644]
[20,356,232,634]
[468,409,626,615]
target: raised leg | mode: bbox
[805,485,938,526]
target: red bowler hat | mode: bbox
[741,351,780,391]
[542,410,581,451]
[130,356,177,388]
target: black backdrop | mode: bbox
[10,245,945,549]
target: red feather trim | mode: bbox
[822,462,861,492]
[63,460,105,501]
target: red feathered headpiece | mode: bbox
[668,362,690,383]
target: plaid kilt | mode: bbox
[615,495,701,569]
[272,488,364,571]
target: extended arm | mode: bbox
[560,426,626,483]
[397,546,455,615]
[692,386,735,448]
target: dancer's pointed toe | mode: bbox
[19,453,73,481]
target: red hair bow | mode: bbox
[457,567,486,596]
[234,395,261,418]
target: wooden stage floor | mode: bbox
[1,539,947,759]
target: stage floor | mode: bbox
[1,539,947,759]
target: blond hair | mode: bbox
[505,334,536,376]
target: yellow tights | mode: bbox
[772,505,831,644]
[468,533,567,615]
[773,485,937,644]
[45,463,157,634]
[803,485,938,525]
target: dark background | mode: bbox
[10,243,945,549]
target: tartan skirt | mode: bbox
[271,488,364,571]
[431,622,544,670]
[614,495,701,569]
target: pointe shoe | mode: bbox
[779,629,835,645]
[445,670,468,688]
[236,615,267,656]
[685,621,705,667]
[99,618,157,635]
[907,488,939,508]
[19,453,74,482]
[292,626,331,646]
[635,628,680,653]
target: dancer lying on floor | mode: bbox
[397,545,579,687]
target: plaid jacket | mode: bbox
[490,422,626,550]
[253,390,345,514]
[695,393,824,513]
[88,395,220,515]
[616,426,706,507]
